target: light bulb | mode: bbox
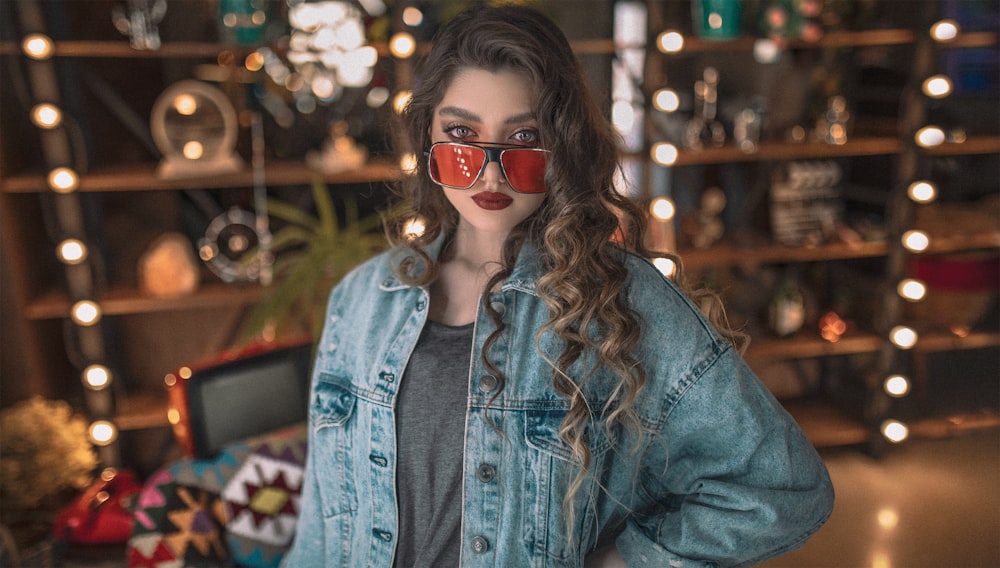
[653,88,680,112]
[47,167,80,193]
[402,7,424,27]
[399,152,418,174]
[897,279,927,301]
[930,20,959,42]
[403,217,426,239]
[22,33,54,59]
[881,419,909,443]
[657,31,684,53]
[82,364,112,390]
[915,126,946,148]
[652,257,677,279]
[890,325,918,349]
[902,230,930,253]
[390,32,416,58]
[651,142,678,166]
[907,181,937,204]
[71,300,102,326]
[89,420,118,446]
[922,75,953,99]
[57,238,87,264]
[883,374,910,398]
[649,197,676,221]
[31,103,62,129]
[393,90,412,114]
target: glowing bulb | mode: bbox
[653,88,680,112]
[57,238,87,264]
[399,152,418,174]
[22,33,54,59]
[182,141,204,160]
[611,100,636,131]
[922,75,953,99]
[82,364,111,390]
[907,181,937,204]
[915,126,946,148]
[902,230,930,252]
[366,86,390,108]
[389,32,416,58]
[651,142,678,166]
[649,197,676,221]
[652,257,677,279]
[657,31,684,53]
[881,419,909,443]
[178,366,192,379]
[71,300,102,326]
[167,408,181,424]
[173,94,197,116]
[890,325,918,349]
[89,420,118,446]
[47,167,79,193]
[877,508,900,529]
[245,51,265,72]
[402,6,424,27]
[930,20,959,42]
[883,374,910,398]
[31,103,62,129]
[897,279,927,301]
[393,90,412,114]
[164,373,177,387]
[403,217,426,239]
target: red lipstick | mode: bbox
[471,192,514,210]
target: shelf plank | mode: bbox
[924,136,1000,157]
[678,239,890,269]
[116,391,170,431]
[25,282,262,320]
[0,159,401,194]
[745,330,1000,365]
[669,137,903,166]
[782,399,872,448]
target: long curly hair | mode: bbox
[391,4,650,535]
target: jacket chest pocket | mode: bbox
[521,408,613,564]
[311,374,359,519]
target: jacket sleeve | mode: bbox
[280,420,325,567]
[615,348,835,568]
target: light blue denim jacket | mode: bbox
[283,239,833,567]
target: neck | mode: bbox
[448,222,508,275]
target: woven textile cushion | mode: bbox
[127,423,307,568]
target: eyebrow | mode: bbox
[437,106,536,126]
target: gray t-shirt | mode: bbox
[393,320,474,567]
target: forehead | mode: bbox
[436,67,537,121]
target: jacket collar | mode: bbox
[379,233,541,296]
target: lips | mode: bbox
[471,192,514,210]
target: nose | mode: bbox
[479,161,506,189]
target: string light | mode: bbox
[897,278,927,301]
[57,238,88,264]
[930,19,959,42]
[402,6,424,27]
[393,90,412,114]
[922,75,953,99]
[399,152,418,174]
[650,142,679,166]
[881,419,909,443]
[656,31,684,53]
[47,167,80,193]
[31,103,62,128]
[82,364,112,390]
[883,374,911,398]
[71,300,102,326]
[22,33,54,59]
[649,197,676,221]
[902,230,930,252]
[390,32,416,58]
[907,180,937,203]
[652,257,678,279]
[88,420,118,446]
[403,217,426,239]
[915,126,946,148]
[890,325,918,349]
[652,88,680,112]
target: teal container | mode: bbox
[694,0,743,40]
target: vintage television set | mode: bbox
[166,338,313,459]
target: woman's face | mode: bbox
[430,67,546,240]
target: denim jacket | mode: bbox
[283,239,834,567]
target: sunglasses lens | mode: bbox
[501,149,547,193]
[429,144,486,189]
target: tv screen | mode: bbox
[187,343,312,458]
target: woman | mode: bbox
[283,5,833,567]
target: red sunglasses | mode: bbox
[427,142,549,194]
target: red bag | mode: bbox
[53,468,141,545]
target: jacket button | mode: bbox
[370,454,388,467]
[490,300,506,316]
[479,375,498,393]
[476,463,496,482]
[471,535,489,554]
[373,528,393,542]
